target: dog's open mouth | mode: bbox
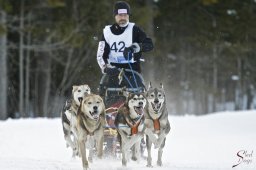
[78,97,83,102]
[134,106,144,115]
[89,111,99,121]
[151,102,161,112]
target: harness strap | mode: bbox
[153,119,160,132]
[147,109,164,133]
[84,125,94,136]
[82,117,102,136]
[124,115,143,135]
[131,120,141,135]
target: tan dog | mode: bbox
[61,84,91,157]
[76,94,106,170]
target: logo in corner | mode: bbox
[232,150,253,168]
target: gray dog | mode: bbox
[114,92,147,166]
[144,83,171,167]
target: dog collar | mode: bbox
[125,115,144,136]
[133,115,142,122]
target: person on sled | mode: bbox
[96,1,154,97]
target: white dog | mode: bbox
[61,84,91,157]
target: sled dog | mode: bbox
[61,84,91,157]
[114,92,147,166]
[76,94,106,170]
[144,83,171,167]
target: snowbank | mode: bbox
[0,110,255,170]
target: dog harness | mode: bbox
[125,115,144,135]
[148,110,163,133]
[84,121,101,136]
[153,119,160,132]
[131,120,140,135]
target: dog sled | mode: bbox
[99,68,146,157]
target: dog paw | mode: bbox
[157,160,163,166]
[131,156,137,161]
[146,164,153,168]
[88,156,93,163]
[72,152,76,158]
[122,161,127,167]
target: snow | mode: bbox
[0,110,255,170]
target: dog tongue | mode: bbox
[151,102,161,112]
[135,107,143,115]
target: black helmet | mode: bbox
[113,1,130,16]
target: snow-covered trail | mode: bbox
[0,110,255,170]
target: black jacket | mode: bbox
[100,23,153,73]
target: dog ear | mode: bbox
[72,85,78,93]
[142,91,147,98]
[148,82,153,90]
[83,84,91,93]
[82,95,89,103]
[160,83,164,89]
[125,92,134,103]
[121,87,130,98]
[128,92,133,99]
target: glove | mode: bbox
[123,46,134,61]
[104,67,119,76]
[123,43,141,61]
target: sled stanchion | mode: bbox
[127,51,139,90]
[118,69,124,85]
[118,68,135,89]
